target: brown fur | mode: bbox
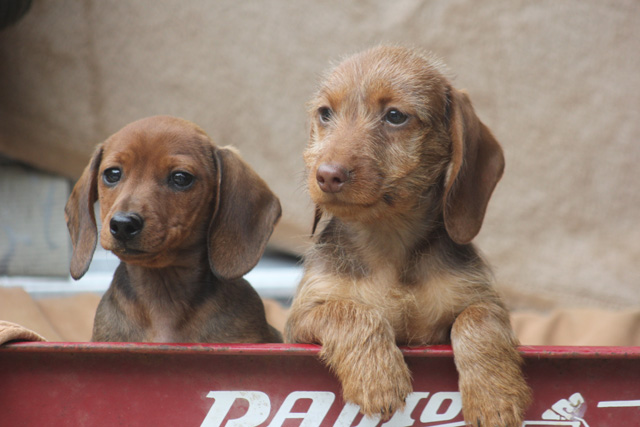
[65,115,282,343]
[285,46,531,425]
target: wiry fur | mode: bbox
[285,46,531,425]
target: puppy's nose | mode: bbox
[110,212,144,242]
[316,163,349,193]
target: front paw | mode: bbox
[459,372,531,427]
[336,345,413,420]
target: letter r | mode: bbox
[202,391,271,427]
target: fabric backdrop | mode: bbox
[1,1,638,310]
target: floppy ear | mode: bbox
[208,147,282,280]
[443,89,505,245]
[65,145,102,279]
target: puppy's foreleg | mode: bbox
[451,302,531,427]
[286,299,412,420]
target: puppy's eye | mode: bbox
[318,107,333,123]
[384,109,408,126]
[103,168,122,185]
[169,171,194,190]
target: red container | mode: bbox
[0,343,638,426]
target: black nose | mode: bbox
[109,212,144,242]
[316,163,349,193]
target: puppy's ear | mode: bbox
[443,89,505,245]
[65,145,102,279]
[208,147,282,281]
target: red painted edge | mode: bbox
[2,342,639,358]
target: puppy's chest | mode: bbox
[144,309,183,343]
[135,296,201,342]
[329,264,460,344]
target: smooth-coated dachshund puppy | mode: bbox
[285,46,531,425]
[66,115,282,343]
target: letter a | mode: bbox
[267,391,335,427]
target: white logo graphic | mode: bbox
[523,393,588,427]
[201,391,464,427]
[202,390,640,427]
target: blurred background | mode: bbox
[1,0,639,344]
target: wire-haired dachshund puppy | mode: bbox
[65,115,282,343]
[285,46,531,425]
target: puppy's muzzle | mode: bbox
[316,163,349,193]
[110,212,144,242]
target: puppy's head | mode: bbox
[305,45,504,244]
[65,115,281,280]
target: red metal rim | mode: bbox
[2,342,639,358]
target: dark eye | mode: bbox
[384,109,408,125]
[318,107,333,123]
[169,171,194,190]
[103,168,122,185]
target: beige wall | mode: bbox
[1,1,638,308]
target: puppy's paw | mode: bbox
[338,344,413,420]
[459,371,531,427]
[462,402,522,427]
